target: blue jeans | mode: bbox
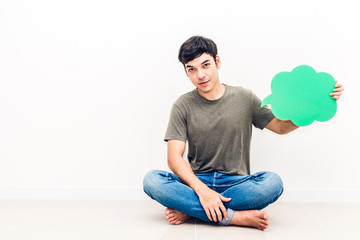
[143,170,283,225]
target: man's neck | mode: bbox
[198,82,226,101]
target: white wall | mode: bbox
[0,0,359,200]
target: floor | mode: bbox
[0,199,358,240]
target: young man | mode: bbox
[143,36,344,230]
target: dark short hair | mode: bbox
[178,36,218,65]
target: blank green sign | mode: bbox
[261,65,337,126]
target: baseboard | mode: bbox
[0,187,359,202]
[279,188,360,202]
[0,186,149,200]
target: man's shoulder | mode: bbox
[226,84,253,98]
[173,89,197,106]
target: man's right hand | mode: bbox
[167,140,232,223]
[197,186,232,222]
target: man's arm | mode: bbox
[265,117,299,135]
[167,139,232,223]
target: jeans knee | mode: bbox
[265,171,284,196]
[143,170,158,191]
[143,169,165,198]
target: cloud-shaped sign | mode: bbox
[261,65,337,126]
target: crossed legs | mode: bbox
[143,170,283,230]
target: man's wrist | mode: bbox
[192,181,209,195]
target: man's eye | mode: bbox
[188,68,194,72]
[204,63,210,67]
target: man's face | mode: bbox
[184,53,221,94]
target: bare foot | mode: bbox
[229,210,269,230]
[165,208,191,225]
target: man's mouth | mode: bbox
[199,80,209,86]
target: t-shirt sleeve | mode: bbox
[251,91,275,129]
[164,103,187,142]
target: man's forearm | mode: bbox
[168,153,231,222]
[168,155,209,194]
[279,119,299,134]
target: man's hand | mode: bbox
[167,140,232,223]
[196,186,232,222]
[330,81,344,100]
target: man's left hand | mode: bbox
[330,81,344,101]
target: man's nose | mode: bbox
[197,70,206,80]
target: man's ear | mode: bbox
[216,55,221,69]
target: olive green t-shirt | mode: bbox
[164,84,274,175]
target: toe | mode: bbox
[166,208,175,214]
[258,226,265,230]
[258,223,267,230]
[261,219,269,225]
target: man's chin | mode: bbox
[197,87,212,94]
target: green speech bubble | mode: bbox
[261,65,337,126]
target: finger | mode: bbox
[219,204,228,221]
[209,208,217,222]
[330,92,342,96]
[330,93,342,98]
[333,87,344,92]
[330,94,342,100]
[205,209,212,221]
[215,207,223,222]
[220,195,232,202]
